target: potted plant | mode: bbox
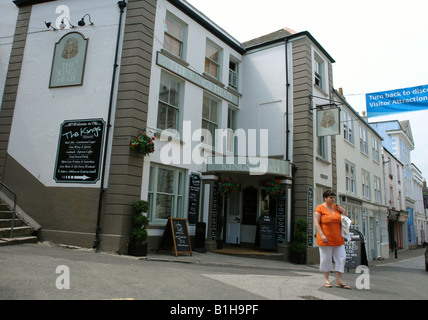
[128,200,150,257]
[130,131,155,156]
[290,218,308,264]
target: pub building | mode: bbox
[1,0,337,262]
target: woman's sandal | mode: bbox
[324,282,332,288]
[336,283,351,289]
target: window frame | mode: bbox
[163,13,187,59]
[157,71,183,132]
[201,93,220,148]
[359,126,369,156]
[228,57,239,90]
[205,40,222,80]
[361,168,371,200]
[343,110,354,145]
[345,160,357,195]
[148,163,185,223]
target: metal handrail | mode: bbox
[0,181,17,238]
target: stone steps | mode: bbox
[0,200,38,246]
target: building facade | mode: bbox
[334,90,389,260]
[370,120,418,248]
[383,147,408,251]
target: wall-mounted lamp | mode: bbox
[60,17,75,29]
[44,21,57,31]
[77,14,94,27]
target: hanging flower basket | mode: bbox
[218,177,240,196]
[130,131,155,156]
[264,179,285,199]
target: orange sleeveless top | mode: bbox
[315,204,344,246]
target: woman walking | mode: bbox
[314,190,351,289]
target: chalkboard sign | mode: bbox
[255,214,277,251]
[210,182,218,240]
[276,194,286,243]
[345,229,368,269]
[187,173,201,225]
[54,119,105,183]
[157,218,192,257]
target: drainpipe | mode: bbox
[93,0,127,251]
[285,38,290,162]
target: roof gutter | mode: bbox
[245,31,335,63]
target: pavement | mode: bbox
[137,244,427,272]
[8,240,427,272]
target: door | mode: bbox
[225,192,241,244]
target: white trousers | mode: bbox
[319,245,346,273]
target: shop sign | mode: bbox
[54,119,105,183]
[207,156,290,176]
[157,51,239,106]
[307,187,314,247]
[49,32,88,88]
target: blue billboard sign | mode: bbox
[366,84,428,117]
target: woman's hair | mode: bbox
[322,190,336,199]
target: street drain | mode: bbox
[299,295,323,300]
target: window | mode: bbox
[362,169,371,200]
[228,58,239,90]
[314,56,324,90]
[317,136,328,160]
[372,137,380,163]
[201,93,219,147]
[345,161,356,195]
[148,164,185,222]
[226,106,237,154]
[205,41,221,79]
[157,72,182,131]
[343,110,354,144]
[163,14,186,58]
[359,126,369,155]
[374,175,382,203]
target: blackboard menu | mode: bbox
[54,119,105,183]
[276,194,286,243]
[345,229,368,269]
[187,173,201,225]
[255,214,277,251]
[210,182,218,240]
[157,218,192,257]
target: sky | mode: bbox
[186,0,428,181]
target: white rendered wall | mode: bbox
[7,0,122,188]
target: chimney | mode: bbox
[338,87,343,96]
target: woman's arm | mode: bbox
[314,211,327,244]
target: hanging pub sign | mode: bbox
[49,32,88,88]
[316,104,340,137]
[54,119,105,183]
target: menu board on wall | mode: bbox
[276,193,286,243]
[54,119,105,183]
[187,173,201,225]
